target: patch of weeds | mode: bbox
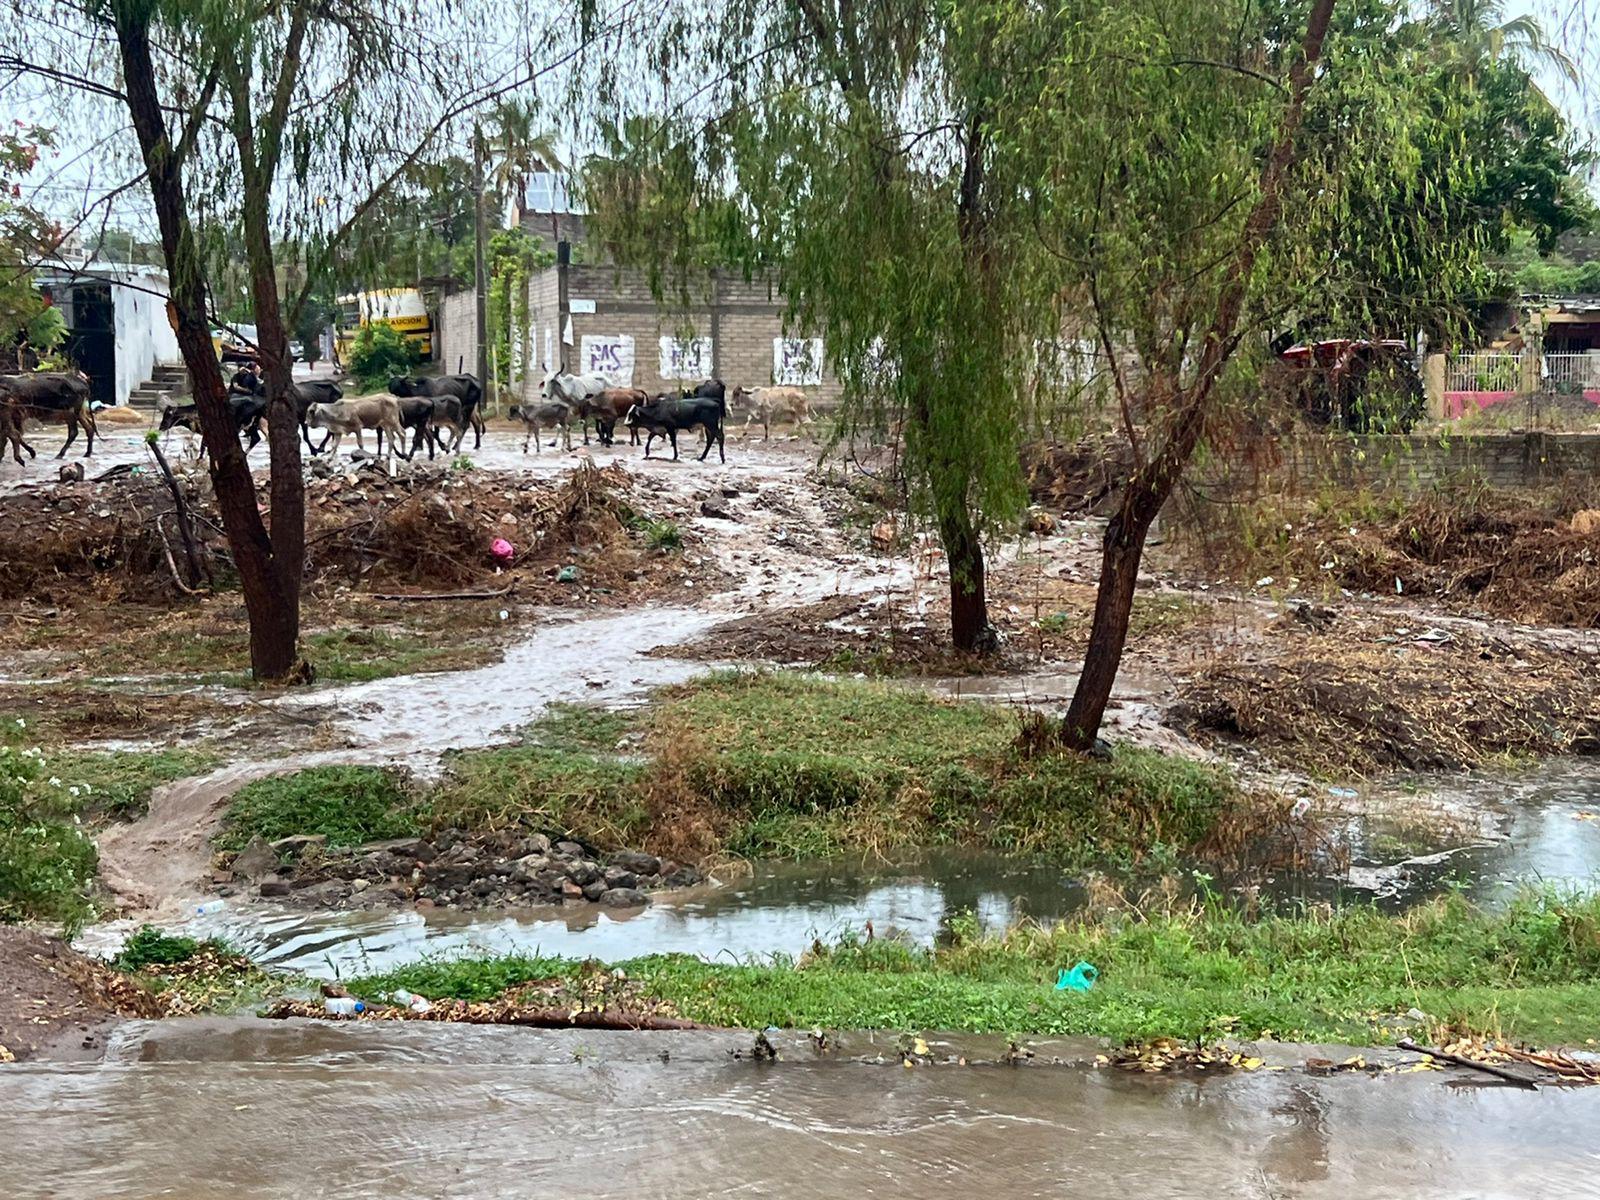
[523,703,640,754]
[215,766,421,851]
[450,455,475,473]
[114,924,201,969]
[351,888,1600,1046]
[303,628,493,682]
[631,516,683,552]
[434,672,1256,869]
[72,747,217,820]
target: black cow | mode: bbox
[625,391,727,462]
[0,372,97,462]
[384,395,465,460]
[389,374,484,450]
[158,393,269,451]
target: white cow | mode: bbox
[541,371,611,445]
[729,385,813,440]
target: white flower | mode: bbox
[69,786,80,797]
[48,776,60,787]
[13,718,23,728]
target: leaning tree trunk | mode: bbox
[111,5,302,682]
[1059,0,1338,751]
[939,501,989,653]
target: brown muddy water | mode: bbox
[4,1018,1597,1199]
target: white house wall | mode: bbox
[111,277,179,406]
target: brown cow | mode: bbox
[0,371,98,463]
[583,387,649,446]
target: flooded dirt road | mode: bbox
[5,1018,1596,1199]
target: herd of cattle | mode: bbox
[0,368,816,467]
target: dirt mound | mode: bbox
[0,927,162,1061]
[0,459,658,604]
[1172,623,1600,774]
[1020,436,1136,515]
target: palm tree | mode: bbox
[482,100,565,220]
[1427,0,1579,84]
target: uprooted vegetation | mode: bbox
[1178,478,1600,628]
[1172,615,1600,775]
[0,458,698,605]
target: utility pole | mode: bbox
[472,123,489,396]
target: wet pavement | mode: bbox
[3,1017,1596,1198]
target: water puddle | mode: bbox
[3,1015,1596,1198]
[81,851,1084,979]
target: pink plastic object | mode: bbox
[491,538,515,562]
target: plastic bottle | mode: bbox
[324,996,365,1016]
[194,899,226,916]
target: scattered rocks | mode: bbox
[699,500,735,520]
[222,826,703,914]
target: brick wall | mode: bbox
[436,290,476,378]
[517,263,842,402]
[1227,432,1600,496]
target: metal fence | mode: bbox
[1445,350,1525,394]
[1541,352,1600,392]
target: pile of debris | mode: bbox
[0,927,163,1062]
[1019,436,1137,516]
[1172,620,1600,774]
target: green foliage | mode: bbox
[353,888,1600,1045]
[0,124,59,353]
[346,319,421,389]
[215,766,420,851]
[25,305,66,353]
[485,225,554,391]
[0,736,97,931]
[431,673,1245,867]
[631,516,683,551]
[114,925,201,970]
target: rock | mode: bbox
[565,860,602,886]
[269,833,328,858]
[1025,507,1057,536]
[512,854,551,881]
[870,518,897,551]
[257,876,291,898]
[559,879,585,901]
[470,878,496,897]
[356,837,427,859]
[350,878,370,893]
[1572,509,1600,535]
[209,870,235,885]
[608,850,661,877]
[554,840,585,858]
[661,865,702,888]
[516,833,552,857]
[297,881,348,903]
[603,866,638,890]
[415,898,435,910]
[599,887,648,908]
[230,836,278,880]
[720,485,741,498]
[700,500,735,520]
[582,881,607,902]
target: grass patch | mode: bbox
[430,672,1257,868]
[215,766,421,851]
[71,746,217,820]
[351,889,1600,1046]
[302,628,495,682]
[113,925,272,1012]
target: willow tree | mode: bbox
[576,0,1577,741]
[7,0,574,679]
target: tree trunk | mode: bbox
[1058,0,1338,751]
[940,503,988,652]
[111,4,302,682]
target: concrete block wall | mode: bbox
[436,290,477,378]
[518,263,842,402]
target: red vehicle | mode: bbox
[1274,338,1424,432]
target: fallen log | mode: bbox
[1397,1038,1539,1089]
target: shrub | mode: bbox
[0,741,97,931]
[347,320,421,389]
[115,925,200,970]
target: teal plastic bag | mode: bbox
[1054,961,1098,992]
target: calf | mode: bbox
[386,395,464,461]
[508,398,577,453]
[305,396,408,460]
[625,392,726,462]
[542,371,611,445]
[729,385,812,440]
[158,393,268,452]
[0,371,97,462]
[584,387,648,446]
[389,375,484,450]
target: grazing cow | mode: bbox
[508,398,577,453]
[0,372,97,462]
[729,385,812,439]
[305,396,408,460]
[157,393,269,452]
[541,371,611,445]
[389,375,484,450]
[585,387,648,446]
[625,392,727,462]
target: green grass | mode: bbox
[302,629,492,682]
[428,672,1255,868]
[351,889,1600,1046]
[71,746,217,820]
[214,766,421,851]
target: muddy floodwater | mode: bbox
[4,1018,1597,1199]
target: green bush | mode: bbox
[215,766,419,851]
[347,320,421,389]
[114,925,200,970]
